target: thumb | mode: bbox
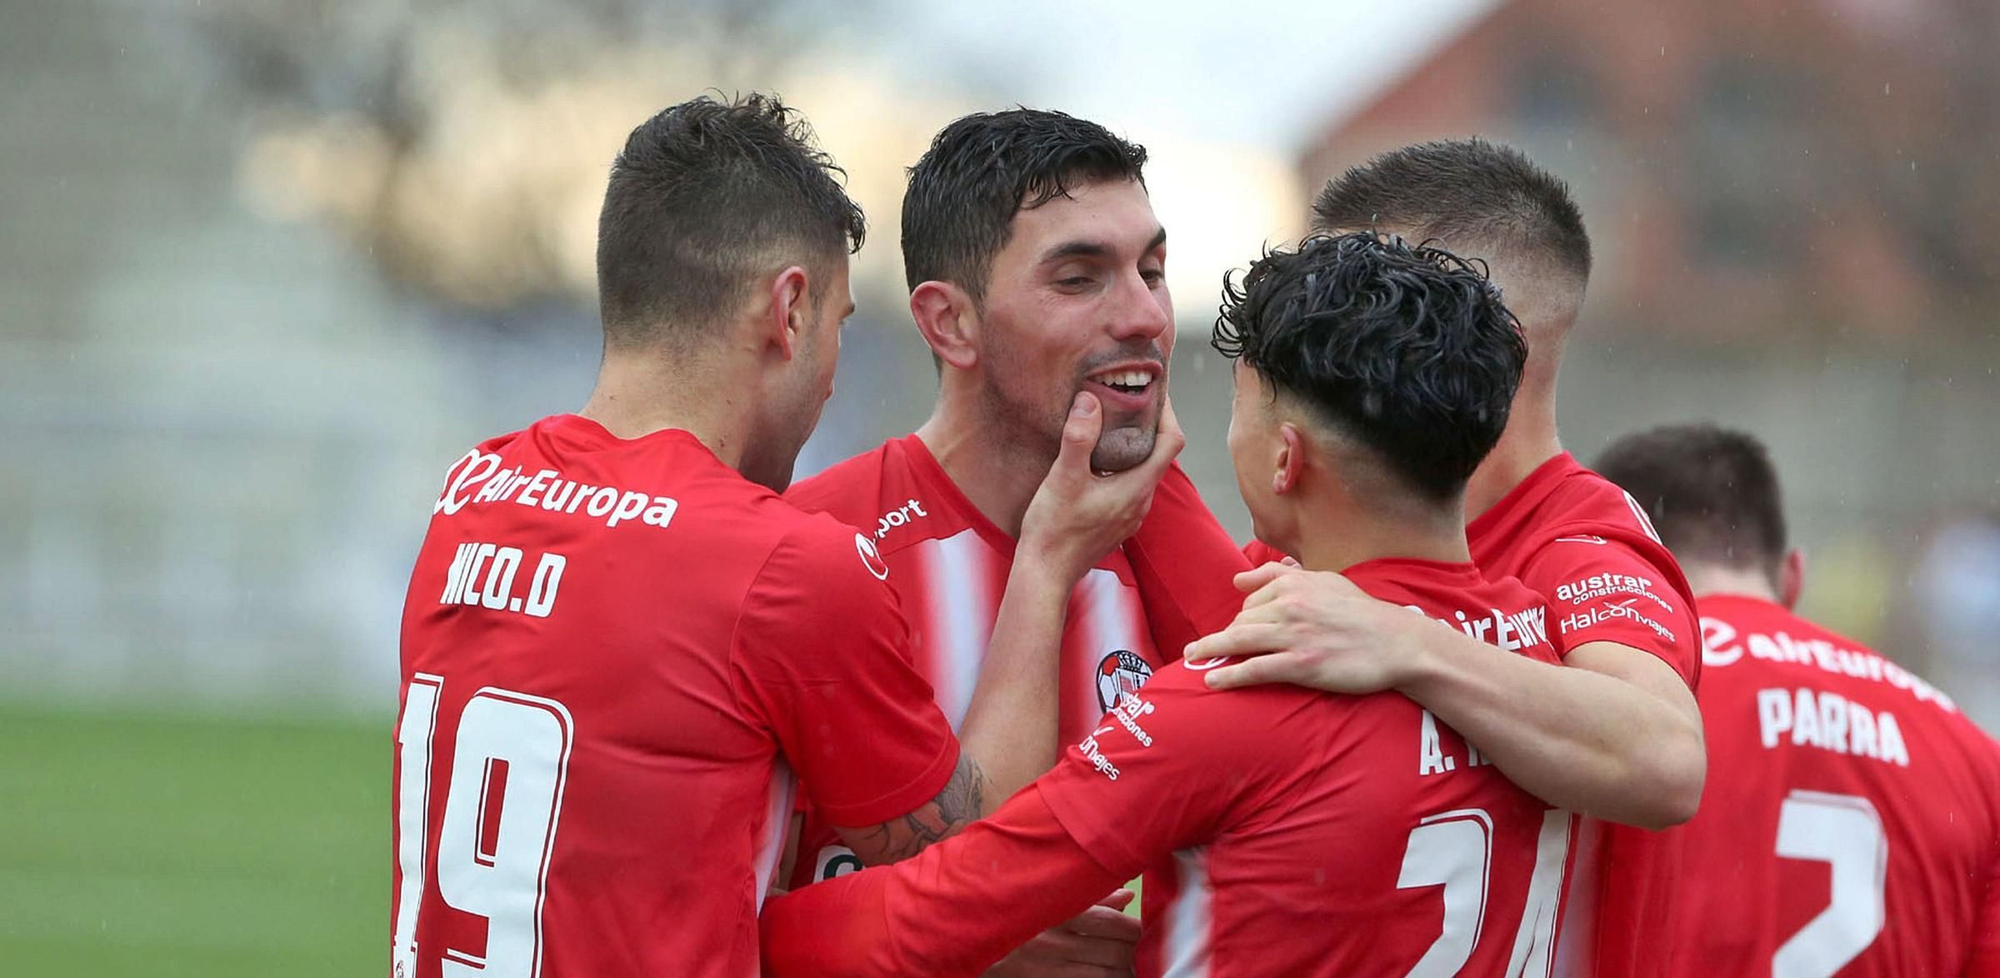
[1054,392,1103,473]
[1095,888,1137,912]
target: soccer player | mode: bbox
[781,109,1172,863]
[390,95,1175,978]
[1596,424,2000,977]
[761,232,1576,977]
[780,107,1182,973]
[1181,140,1706,977]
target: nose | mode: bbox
[1107,267,1171,344]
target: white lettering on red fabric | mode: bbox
[1755,686,1910,766]
[1705,617,1956,712]
[431,452,678,532]
[873,498,930,541]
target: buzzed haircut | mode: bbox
[1312,138,1591,286]
[596,93,866,350]
[1595,424,1789,572]
[901,108,1148,302]
[1213,232,1528,503]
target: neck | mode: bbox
[1683,561,1780,603]
[915,381,1054,538]
[1464,392,1562,521]
[1290,495,1472,573]
[578,349,758,471]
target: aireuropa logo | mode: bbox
[854,533,890,580]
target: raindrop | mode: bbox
[1884,83,1892,96]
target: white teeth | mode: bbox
[1092,369,1152,389]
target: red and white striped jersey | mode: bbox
[783,434,1172,886]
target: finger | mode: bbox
[1033,929,1138,968]
[1062,905,1142,942]
[1233,573,1297,614]
[1201,651,1313,690]
[1053,392,1105,475]
[1281,554,1302,568]
[1183,622,1290,662]
[1231,561,1296,597]
[1151,394,1186,463]
[1094,888,1136,913]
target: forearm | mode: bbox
[957,557,1074,809]
[763,787,1124,977]
[1401,628,1704,827]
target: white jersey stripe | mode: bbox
[1551,815,1604,978]
[753,759,795,913]
[1162,847,1213,978]
[927,529,995,729]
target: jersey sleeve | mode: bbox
[732,520,960,828]
[1516,535,1701,686]
[1037,663,1306,874]
[759,786,1129,977]
[1126,463,1255,661]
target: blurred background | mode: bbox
[3,0,1996,973]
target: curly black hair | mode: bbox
[901,108,1147,301]
[597,93,866,349]
[1214,232,1527,502]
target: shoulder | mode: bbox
[1535,464,1675,556]
[751,511,897,597]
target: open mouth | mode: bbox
[1087,367,1158,397]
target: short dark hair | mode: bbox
[1213,233,1527,502]
[596,93,865,349]
[902,108,1147,301]
[1595,424,1789,571]
[1313,138,1591,286]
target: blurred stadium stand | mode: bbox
[3,0,1996,731]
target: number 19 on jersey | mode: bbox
[393,675,575,978]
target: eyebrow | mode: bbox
[1037,226,1169,265]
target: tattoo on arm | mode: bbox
[841,754,987,866]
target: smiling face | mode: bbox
[973,178,1173,471]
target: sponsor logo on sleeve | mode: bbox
[873,498,929,540]
[1554,572,1677,615]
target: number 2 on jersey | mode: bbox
[393,676,575,978]
[1772,790,1887,978]
[1396,808,1572,978]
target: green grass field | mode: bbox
[0,704,386,976]
[0,703,1142,976]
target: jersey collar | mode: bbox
[1465,451,1580,548]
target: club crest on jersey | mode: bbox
[1096,650,1153,712]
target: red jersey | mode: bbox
[759,558,1575,977]
[1673,594,2000,976]
[1248,453,1708,975]
[391,416,958,978]
[1467,452,1703,978]
[781,434,1172,884]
